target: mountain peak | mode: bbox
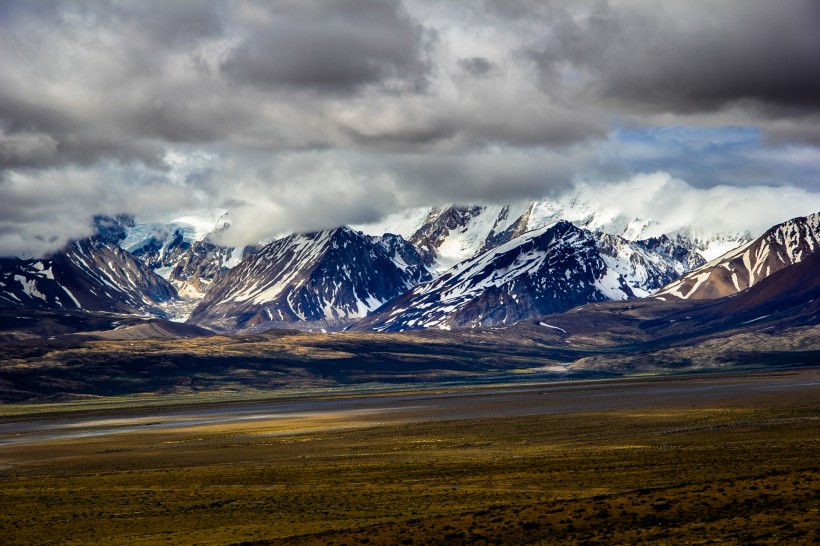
[656,211,820,300]
[0,236,177,317]
[187,226,432,332]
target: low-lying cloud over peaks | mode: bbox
[1,0,819,256]
[569,173,820,241]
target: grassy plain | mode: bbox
[0,371,818,544]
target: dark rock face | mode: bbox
[359,221,638,332]
[0,238,177,317]
[377,233,429,275]
[187,227,432,332]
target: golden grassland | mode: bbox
[0,375,818,544]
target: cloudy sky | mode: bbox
[2,0,820,257]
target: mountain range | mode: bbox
[357,221,702,331]
[2,221,817,401]
[121,198,745,331]
[356,201,749,271]
[0,198,816,341]
[1,200,819,401]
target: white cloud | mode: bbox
[569,172,820,239]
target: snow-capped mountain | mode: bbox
[187,227,432,332]
[0,238,177,317]
[597,233,705,297]
[121,217,246,301]
[357,200,749,273]
[407,205,510,270]
[365,203,538,273]
[358,221,701,332]
[656,212,820,300]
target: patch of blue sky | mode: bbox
[602,125,819,190]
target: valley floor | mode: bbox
[0,369,818,544]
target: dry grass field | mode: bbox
[0,370,818,544]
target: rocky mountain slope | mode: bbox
[167,240,246,298]
[517,248,820,347]
[504,248,820,373]
[0,308,212,343]
[358,221,702,331]
[598,233,704,297]
[656,212,820,300]
[406,205,513,271]
[122,219,246,298]
[187,227,432,332]
[0,238,177,317]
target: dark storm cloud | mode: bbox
[113,1,225,46]
[458,57,494,78]
[120,90,255,145]
[0,0,432,173]
[525,0,820,115]
[221,0,431,94]
[3,0,818,168]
